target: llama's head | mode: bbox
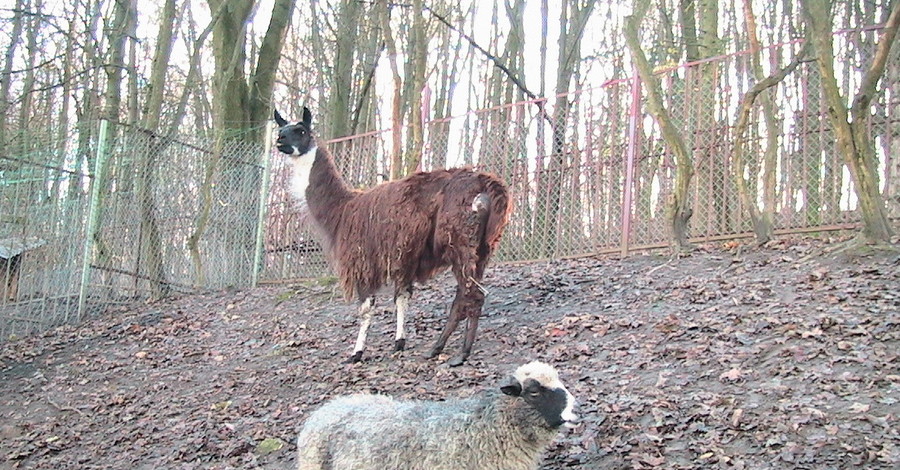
[274,107,315,157]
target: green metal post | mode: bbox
[77,120,109,321]
[251,124,274,287]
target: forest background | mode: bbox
[0,0,898,338]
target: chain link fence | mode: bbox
[2,29,898,341]
[0,121,270,340]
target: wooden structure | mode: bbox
[0,237,46,301]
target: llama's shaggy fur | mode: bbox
[295,361,577,470]
[274,107,512,365]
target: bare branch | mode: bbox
[733,42,812,143]
[851,0,900,117]
[423,4,538,101]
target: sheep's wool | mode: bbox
[514,361,564,390]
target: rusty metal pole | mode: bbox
[621,68,641,256]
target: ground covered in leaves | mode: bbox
[1,237,898,469]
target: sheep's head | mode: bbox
[274,107,315,157]
[501,361,578,429]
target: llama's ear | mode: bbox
[302,106,313,128]
[500,376,522,397]
[274,109,288,127]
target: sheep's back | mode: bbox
[296,393,549,470]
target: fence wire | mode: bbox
[1,30,898,341]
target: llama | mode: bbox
[274,106,512,366]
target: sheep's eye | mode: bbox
[528,391,541,398]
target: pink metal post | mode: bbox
[621,68,641,256]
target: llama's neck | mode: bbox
[301,145,354,241]
[289,145,317,202]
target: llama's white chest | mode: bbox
[289,146,317,201]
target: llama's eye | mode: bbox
[528,391,540,398]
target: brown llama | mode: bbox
[274,107,512,366]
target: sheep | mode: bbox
[273,106,512,366]
[295,360,578,470]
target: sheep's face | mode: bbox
[501,361,578,429]
[274,107,315,157]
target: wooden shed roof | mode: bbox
[0,236,47,259]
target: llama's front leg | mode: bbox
[348,296,375,363]
[393,286,413,352]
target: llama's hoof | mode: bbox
[424,348,442,360]
[448,355,467,367]
[394,339,406,352]
[345,351,363,364]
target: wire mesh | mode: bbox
[1,29,898,342]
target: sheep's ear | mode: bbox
[500,377,521,397]
[302,106,313,128]
[274,109,288,127]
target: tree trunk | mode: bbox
[403,0,429,176]
[17,0,42,158]
[379,0,405,180]
[326,0,360,141]
[135,0,178,299]
[429,3,467,169]
[731,43,809,244]
[538,0,596,258]
[625,0,694,251]
[735,0,805,244]
[91,0,136,296]
[0,0,27,163]
[800,0,897,243]
[49,16,76,201]
[191,0,295,286]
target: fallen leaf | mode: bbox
[548,327,567,337]
[255,437,285,455]
[720,368,745,381]
[731,408,744,427]
[848,403,870,414]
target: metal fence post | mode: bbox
[621,69,641,256]
[77,119,109,321]
[251,124,274,287]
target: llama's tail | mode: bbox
[473,177,512,254]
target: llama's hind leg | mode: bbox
[348,296,375,363]
[450,259,489,366]
[426,286,464,360]
[452,287,486,367]
[393,285,413,352]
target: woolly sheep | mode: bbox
[295,361,578,470]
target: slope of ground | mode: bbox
[0,237,898,469]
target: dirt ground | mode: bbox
[1,236,898,469]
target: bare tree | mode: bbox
[135,0,179,299]
[90,0,137,285]
[540,0,596,257]
[731,43,810,244]
[800,0,898,243]
[0,0,28,162]
[379,0,404,180]
[625,0,695,251]
[187,0,296,285]
[402,0,429,176]
[732,0,806,244]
